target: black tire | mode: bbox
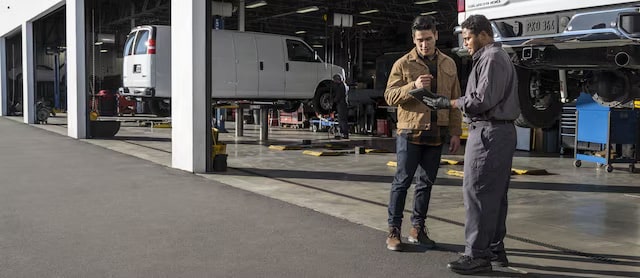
[312,86,333,114]
[574,160,581,167]
[606,164,614,173]
[149,98,171,117]
[90,121,121,138]
[514,68,562,128]
[279,101,301,113]
[36,108,50,123]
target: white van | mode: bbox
[119,25,345,116]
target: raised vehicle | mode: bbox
[455,0,640,128]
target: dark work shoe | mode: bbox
[386,227,402,251]
[491,251,509,267]
[447,255,492,275]
[408,226,436,248]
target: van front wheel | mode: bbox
[312,87,332,115]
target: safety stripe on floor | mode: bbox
[387,159,464,166]
[386,161,397,167]
[303,150,345,156]
[446,169,464,177]
[445,168,549,176]
[150,122,172,128]
[441,159,463,165]
[269,145,304,151]
[365,149,392,153]
[511,167,549,175]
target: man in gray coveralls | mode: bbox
[422,14,520,275]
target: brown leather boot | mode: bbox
[386,227,402,251]
[408,226,436,248]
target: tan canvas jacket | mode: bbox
[384,48,462,136]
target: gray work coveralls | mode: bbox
[454,42,520,259]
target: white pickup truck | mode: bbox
[455,0,640,128]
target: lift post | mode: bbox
[235,107,244,136]
[259,106,269,141]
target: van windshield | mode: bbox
[134,30,150,55]
[286,39,318,62]
[123,32,136,56]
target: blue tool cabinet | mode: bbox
[574,93,639,172]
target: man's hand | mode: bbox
[449,136,461,154]
[414,74,433,89]
[422,95,451,110]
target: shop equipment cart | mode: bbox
[574,93,639,172]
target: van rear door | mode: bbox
[122,26,155,91]
[211,30,237,98]
[256,34,285,98]
[284,39,319,99]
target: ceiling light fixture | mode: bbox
[312,44,323,48]
[295,30,307,34]
[246,0,267,9]
[420,11,438,15]
[415,0,439,4]
[359,9,379,14]
[296,6,319,14]
[356,21,372,25]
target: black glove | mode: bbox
[422,95,451,110]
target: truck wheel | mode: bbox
[150,99,171,117]
[90,121,121,138]
[515,68,562,128]
[312,86,333,114]
[279,101,301,113]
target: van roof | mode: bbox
[130,25,307,41]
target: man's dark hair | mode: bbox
[411,15,437,36]
[461,14,493,37]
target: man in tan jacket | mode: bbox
[384,15,462,251]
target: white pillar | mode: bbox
[0,37,6,116]
[171,0,208,172]
[66,0,88,138]
[21,22,35,124]
[238,0,245,32]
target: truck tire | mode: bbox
[515,68,562,128]
[278,101,301,113]
[312,86,333,114]
[150,98,171,117]
[90,121,121,138]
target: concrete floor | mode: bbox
[13,115,640,277]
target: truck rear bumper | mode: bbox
[454,5,640,69]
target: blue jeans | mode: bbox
[387,136,443,228]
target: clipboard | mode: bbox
[408,87,437,100]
